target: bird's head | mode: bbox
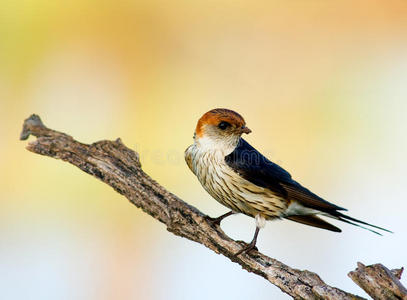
[194,108,251,152]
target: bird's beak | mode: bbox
[241,126,252,134]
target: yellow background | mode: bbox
[1,1,406,299]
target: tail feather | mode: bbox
[286,211,393,234]
[335,216,382,235]
[286,215,341,232]
[328,212,393,234]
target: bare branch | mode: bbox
[20,114,405,300]
[348,263,407,300]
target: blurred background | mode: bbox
[1,0,406,299]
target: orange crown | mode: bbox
[195,108,246,137]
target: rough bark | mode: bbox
[20,114,406,300]
[348,263,406,300]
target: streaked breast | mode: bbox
[185,144,288,218]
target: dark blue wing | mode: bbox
[225,138,346,212]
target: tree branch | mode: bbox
[348,263,407,300]
[20,114,405,300]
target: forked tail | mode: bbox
[329,212,393,235]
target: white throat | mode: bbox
[194,134,240,156]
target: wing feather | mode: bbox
[225,138,346,213]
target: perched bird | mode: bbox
[185,108,391,255]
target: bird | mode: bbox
[185,108,391,256]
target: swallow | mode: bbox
[185,108,391,255]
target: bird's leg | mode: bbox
[234,226,260,256]
[235,214,265,256]
[206,211,235,226]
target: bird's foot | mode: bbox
[206,215,225,226]
[234,240,258,256]
[205,211,234,227]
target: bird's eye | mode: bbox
[218,121,231,130]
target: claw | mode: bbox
[234,226,260,256]
[234,241,258,256]
[206,211,234,226]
